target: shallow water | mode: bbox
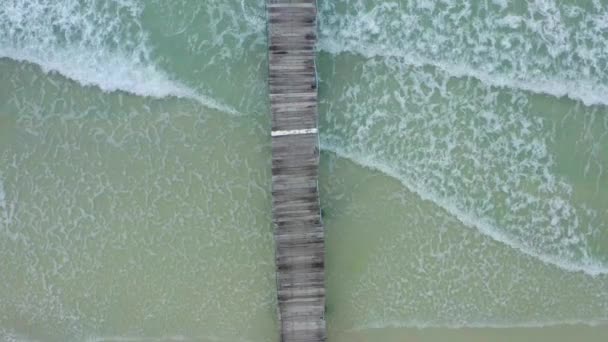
[1,0,607,341]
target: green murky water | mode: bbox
[1,1,607,341]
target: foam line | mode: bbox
[351,318,608,330]
[318,39,608,107]
[0,52,240,116]
[321,142,608,276]
[0,0,240,115]
[0,175,7,228]
[317,0,608,107]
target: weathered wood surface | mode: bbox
[268,0,326,341]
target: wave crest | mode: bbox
[318,0,608,106]
[319,38,608,107]
[322,142,608,276]
[0,0,238,115]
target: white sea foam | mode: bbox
[0,174,8,228]
[0,49,239,116]
[0,175,5,208]
[322,142,608,276]
[0,0,239,115]
[319,39,608,107]
[318,0,608,106]
[0,329,40,342]
[87,335,254,342]
[318,0,608,276]
[355,318,608,330]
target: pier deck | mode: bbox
[267,0,326,341]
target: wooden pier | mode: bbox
[267,0,326,341]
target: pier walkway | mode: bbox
[267,0,326,341]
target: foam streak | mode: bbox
[322,142,608,276]
[0,0,239,115]
[319,40,608,107]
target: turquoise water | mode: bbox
[1,0,607,341]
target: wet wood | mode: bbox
[268,0,326,341]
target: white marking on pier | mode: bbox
[271,128,318,137]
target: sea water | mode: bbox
[0,0,607,341]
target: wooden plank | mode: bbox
[267,2,325,340]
